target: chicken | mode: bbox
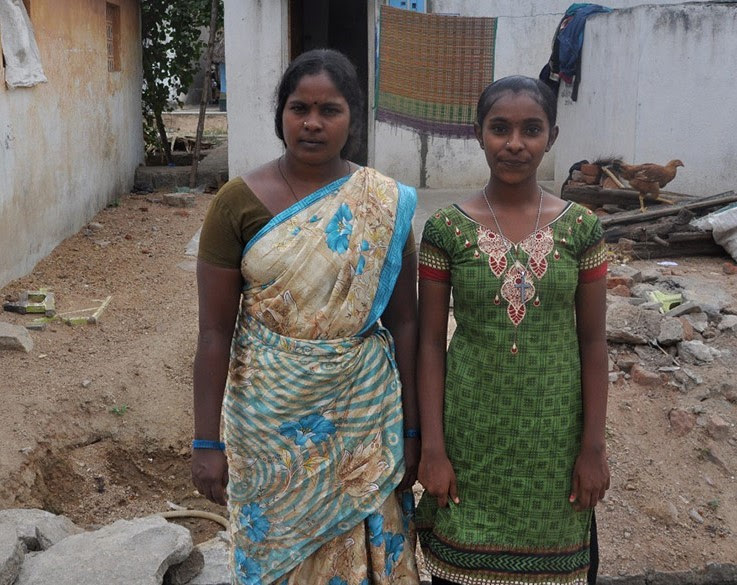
[611,159,684,212]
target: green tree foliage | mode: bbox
[141,0,223,164]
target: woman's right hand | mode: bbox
[191,449,229,506]
[418,450,460,508]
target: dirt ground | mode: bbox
[1,189,736,578]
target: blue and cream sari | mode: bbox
[223,167,420,585]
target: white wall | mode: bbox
[224,0,286,178]
[225,1,731,192]
[554,3,737,197]
[0,0,144,288]
[375,0,723,188]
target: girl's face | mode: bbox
[475,91,558,186]
[282,71,351,165]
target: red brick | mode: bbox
[723,262,737,275]
[630,364,663,386]
[607,276,634,289]
[668,409,696,437]
[609,284,631,297]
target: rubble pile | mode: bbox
[562,161,737,259]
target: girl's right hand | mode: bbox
[191,449,229,506]
[418,450,460,508]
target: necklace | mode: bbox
[482,184,544,251]
[277,155,351,202]
[481,184,545,355]
[277,155,299,201]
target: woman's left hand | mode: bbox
[569,444,610,511]
[398,437,420,491]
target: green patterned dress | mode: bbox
[416,202,607,585]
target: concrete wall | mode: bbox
[225,1,730,192]
[554,2,737,197]
[223,0,286,179]
[376,0,724,188]
[0,0,143,287]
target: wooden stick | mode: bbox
[601,166,626,189]
[88,295,112,324]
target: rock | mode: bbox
[665,301,702,318]
[163,193,196,208]
[0,509,80,552]
[609,284,631,297]
[678,317,694,341]
[15,515,192,585]
[629,283,658,300]
[718,314,737,332]
[614,352,639,372]
[630,364,663,387]
[607,276,634,289]
[723,262,737,275]
[87,222,104,232]
[676,278,736,317]
[689,508,704,524]
[164,547,203,585]
[682,312,708,333]
[609,264,642,282]
[644,501,679,527]
[702,444,731,474]
[668,409,696,437]
[657,317,684,346]
[606,303,661,344]
[0,322,33,353]
[639,268,661,283]
[186,536,230,585]
[677,340,720,364]
[706,414,731,441]
[0,523,24,585]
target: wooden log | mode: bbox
[600,190,737,227]
[624,235,725,259]
[562,186,695,209]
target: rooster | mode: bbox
[610,159,684,212]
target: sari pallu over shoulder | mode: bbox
[240,166,416,340]
[224,167,417,584]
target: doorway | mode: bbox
[288,0,369,165]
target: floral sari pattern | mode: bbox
[223,168,419,585]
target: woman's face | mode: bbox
[282,71,351,165]
[475,91,558,185]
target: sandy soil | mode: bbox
[1,190,736,577]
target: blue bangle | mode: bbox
[192,439,226,450]
[404,428,420,439]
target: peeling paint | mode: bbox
[0,0,144,287]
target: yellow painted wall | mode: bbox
[0,0,144,286]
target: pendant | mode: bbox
[511,342,518,354]
[494,293,500,305]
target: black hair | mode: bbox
[274,49,364,160]
[476,75,557,132]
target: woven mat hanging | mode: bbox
[377,6,497,138]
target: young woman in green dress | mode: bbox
[416,76,610,585]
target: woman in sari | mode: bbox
[192,49,421,585]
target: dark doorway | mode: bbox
[288,0,369,165]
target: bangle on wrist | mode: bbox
[403,428,420,439]
[192,439,226,450]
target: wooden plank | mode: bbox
[600,191,737,226]
[563,186,694,208]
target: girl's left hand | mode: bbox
[398,437,420,491]
[569,445,610,511]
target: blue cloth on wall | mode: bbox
[558,3,613,80]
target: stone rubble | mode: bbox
[0,509,229,585]
[605,263,735,447]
